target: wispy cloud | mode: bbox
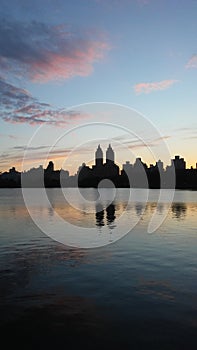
[0,146,73,168]
[0,143,98,170]
[120,135,170,150]
[84,133,171,150]
[95,0,149,7]
[0,133,19,139]
[174,126,197,140]
[13,145,50,151]
[0,77,91,126]
[0,19,110,82]
[134,79,179,94]
[185,54,197,69]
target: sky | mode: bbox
[0,0,196,174]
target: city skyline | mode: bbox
[1,143,197,189]
[0,143,195,175]
[0,0,197,172]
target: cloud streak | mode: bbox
[186,55,197,69]
[95,0,150,7]
[134,79,179,94]
[0,77,91,126]
[0,143,100,170]
[0,133,19,139]
[116,135,171,150]
[0,19,110,82]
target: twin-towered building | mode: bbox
[95,144,115,165]
[78,144,119,183]
[94,144,115,166]
[92,144,119,178]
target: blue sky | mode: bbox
[0,0,196,174]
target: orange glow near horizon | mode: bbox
[1,153,197,175]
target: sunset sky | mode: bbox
[0,0,197,174]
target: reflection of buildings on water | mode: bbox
[156,203,164,215]
[95,202,116,227]
[137,202,166,217]
[95,203,105,227]
[142,202,165,216]
[106,204,116,224]
[171,202,187,219]
[135,203,145,217]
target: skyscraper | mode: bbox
[106,144,114,164]
[95,144,103,166]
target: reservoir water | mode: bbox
[0,188,197,349]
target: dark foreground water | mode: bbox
[0,188,197,349]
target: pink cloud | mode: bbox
[0,77,92,126]
[185,55,197,69]
[30,41,109,82]
[134,79,179,94]
[0,20,110,83]
[3,110,92,127]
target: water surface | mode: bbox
[0,189,197,349]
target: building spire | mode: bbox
[95,144,103,166]
[106,144,114,163]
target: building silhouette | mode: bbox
[106,144,114,163]
[79,144,119,186]
[172,156,186,170]
[0,146,197,189]
[95,144,103,167]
